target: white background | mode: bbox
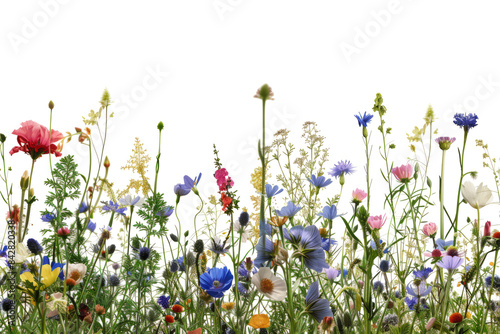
[1,0,500,243]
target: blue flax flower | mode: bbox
[87,220,96,232]
[174,184,191,196]
[41,213,56,222]
[183,173,202,189]
[307,174,332,188]
[329,160,355,179]
[355,111,374,127]
[284,225,329,272]
[435,238,454,251]
[342,269,349,277]
[275,201,302,218]
[413,267,433,280]
[101,201,127,216]
[156,206,174,217]
[317,204,340,220]
[453,113,478,130]
[265,184,283,198]
[254,236,276,268]
[436,256,463,271]
[304,281,333,323]
[200,267,233,298]
[79,201,89,213]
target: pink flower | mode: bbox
[484,221,491,237]
[352,188,367,203]
[10,121,64,160]
[391,163,413,183]
[422,222,437,237]
[58,227,71,237]
[214,168,234,191]
[367,214,386,230]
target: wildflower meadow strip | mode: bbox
[0,86,499,334]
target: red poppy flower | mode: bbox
[10,120,64,160]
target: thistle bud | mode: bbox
[157,121,164,131]
[194,239,204,254]
[20,170,29,190]
[48,100,54,110]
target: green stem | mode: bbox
[440,150,446,240]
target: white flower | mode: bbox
[461,181,493,209]
[14,243,31,263]
[251,267,287,301]
[64,263,87,285]
[233,221,249,243]
[119,195,145,208]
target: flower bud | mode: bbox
[29,188,35,198]
[485,221,491,237]
[75,127,82,133]
[157,121,164,131]
[104,156,110,169]
[0,133,6,143]
[422,222,437,237]
[48,100,54,110]
[363,126,368,138]
[58,227,71,237]
[20,170,29,190]
[254,84,274,101]
[95,304,106,315]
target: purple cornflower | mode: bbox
[209,236,230,255]
[329,160,355,179]
[157,295,170,309]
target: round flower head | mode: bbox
[138,247,150,261]
[157,295,170,309]
[27,238,43,255]
[391,164,413,183]
[251,267,287,301]
[373,281,384,293]
[108,274,120,286]
[2,299,14,312]
[435,136,456,150]
[200,267,233,298]
[379,260,390,272]
[449,312,463,323]
[453,113,478,131]
[329,160,355,179]
[248,314,271,329]
[422,222,437,237]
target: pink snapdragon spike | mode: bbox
[422,222,437,237]
[367,214,387,230]
[391,163,414,183]
[352,188,367,203]
[484,221,491,237]
[10,120,64,160]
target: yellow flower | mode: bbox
[222,302,235,311]
[248,314,270,329]
[466,311,472,319]
[20,264,61,292]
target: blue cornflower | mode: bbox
[138,247,150,261]
[317,204,340,220]
[284,225,329,273]
[307,174,332,188]
[200,267,233,298]
[79,201,89,213]
[275,201,302,218]
[174,183,191,196]
[413,267,433,280]
[321,238,337,252]
[329,160,355,179]
[435,238,454,251]
[453,113,478,130]
[373,281,384,293]
[379,260,390,272]
[265,184,283,198]
[485,275,500,290]
[101,201,127,216]
[157,295,170,309]
[355,111,374,128]
[254,236,276,268]
[87,220,97,232]
[42,256,65,280]
[156,206,174,217]
[41,213,56,222]
[304,281,333,323]
[27,238,43,255]
[370,239,391,254]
